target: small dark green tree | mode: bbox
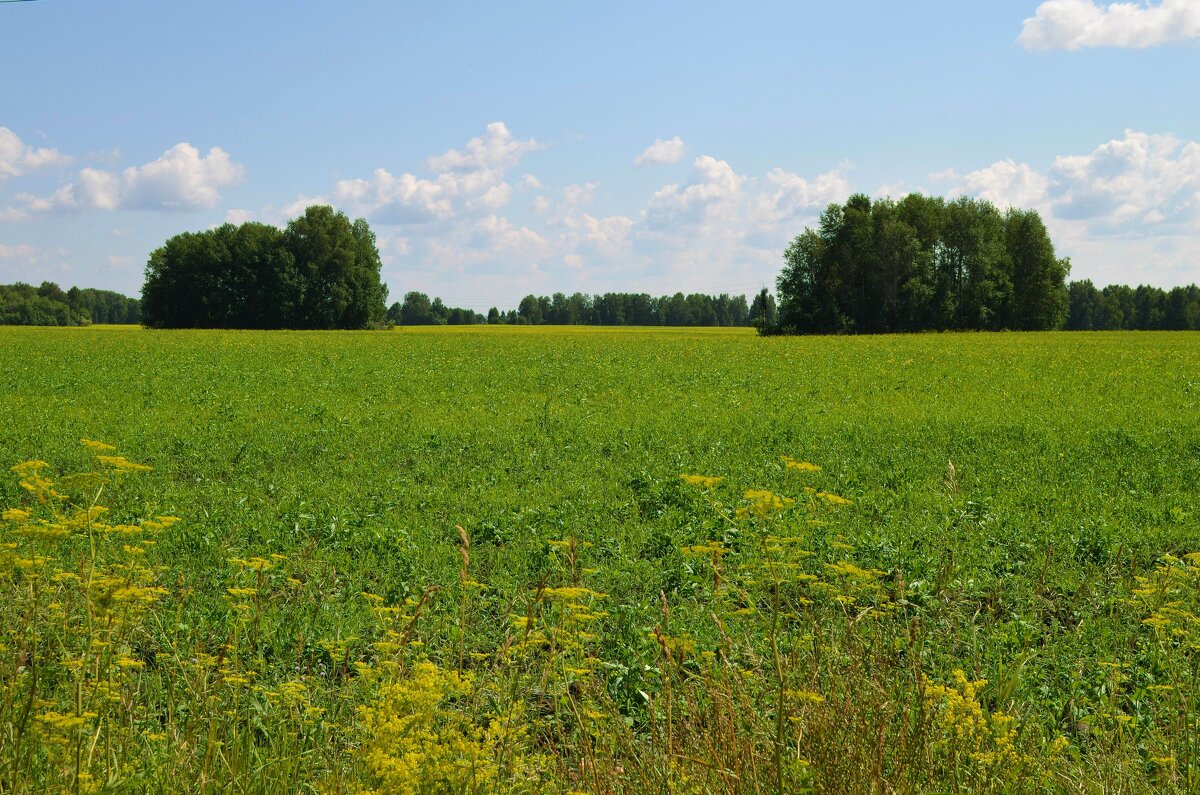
[748,288,777,329]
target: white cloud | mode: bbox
[754,166,853,223]
[562,182,597,207]
[111,227,134,237]
[331,123,540,224]
[1019,0,1200,50]
[224,208,256,225]
[17,143,243,214]
[559,211,635,255]
[0,242,60,282]
[427,121,541,173]
[0,242,40,260]
[943,130,1200,285]
[955,159,1050,210]
[635,136,686,167]
[645,155,745,227]
[471,215,549,255]
[106,254,135,271]
[0,127,70,182]
[1048,130,1200,228]
[948,131,1200,232]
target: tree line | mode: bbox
[1065,281,1200,330]
[388,289,777,327]
[141,206,388,329]
[0,281,141,326]
[7,198,1190,332]
[771,193,1072,333]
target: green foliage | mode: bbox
[1067,280,1200,330]
[389,292,484,325]
[141,206,387,329]
[0,282,139,326]
[486,291,751,326]
[775,193,1071,333]
[2,326,1200,792]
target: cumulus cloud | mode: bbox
[0,242,40,260]
[1019,0,1200,50]
[331,122,539,224]
[635,136,686,167]
[952,160,1051,210]
[0,242,58,281]
[753,166,853,223]
[1049,130,1200,227]
[17,143,243,215]
[645,155,745,227]
[0,127,70,182]
[428,122,542,173]
[941,130,1200,285]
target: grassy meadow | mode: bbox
[2,325,1200,793]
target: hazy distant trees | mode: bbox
[141,206,388,329]
[474,292,751,326]
[773,194,1071,333]
[0,282,139,326]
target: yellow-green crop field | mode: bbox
[2,325,1200,793]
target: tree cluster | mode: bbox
[1066,281,1200,330]
[141,206,388,329]
[773,193,1071,334]
[491,291,761,327]
[386,293,485,325]
[0,282,140,326]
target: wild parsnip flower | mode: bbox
[541,586,605,601]
[785,689,826,704]
[80,438,117,453]
[736,489,794,520]
[781,456,821,473]
[680,474,724,489]
[816,491,853,507]
[95,455,152,473]
[2,507,31,523]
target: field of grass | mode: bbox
[2,325,1199,793]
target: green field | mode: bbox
[3,326,1200,793]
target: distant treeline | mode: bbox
[387,289,777,327]
[1065,281,1200,331]
[0,282,141,326]
[773,194,1071,334]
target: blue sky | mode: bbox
[1,0,1198,310]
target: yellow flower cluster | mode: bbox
[358,661,540,794]
[680,473,724,490]
[736,489,795,520]
[781,455,821,473]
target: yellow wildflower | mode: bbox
[680,474,724,489]
[96,455,152,473]
[781,456,822,473]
